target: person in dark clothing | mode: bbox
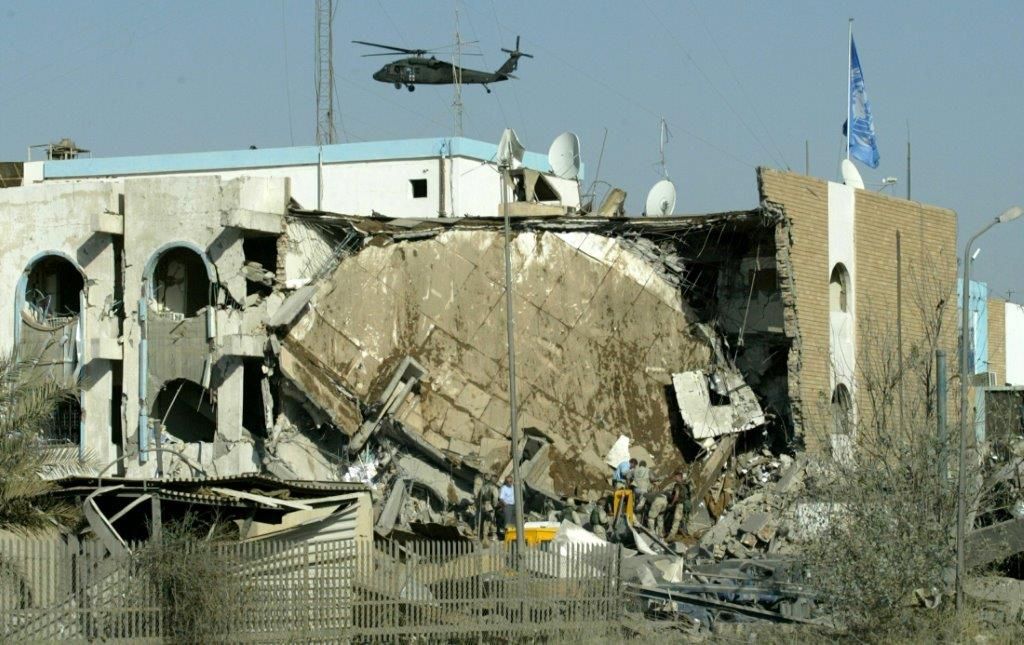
[666,470,692,538]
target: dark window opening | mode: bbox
[242,359,269,436]
[751,268,778,292]
[43,396,80,445]
[831,384,853,435]
[532,176,559,202]
[410,178,428,199]
[152,248,211,318]
[707,374,731,407]
[242,236,278,298]
[111,362,124,453]
[112,240,125,334]
[24,256,84,324]
[830,263,850,313]
[152,379,216,443]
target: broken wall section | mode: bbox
[121,175,287,478]
[0,180,121,466]
[281,222,724,499]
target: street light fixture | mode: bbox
[956,205,1023,613]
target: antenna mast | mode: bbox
[659,117,671,179]
[452,7,464,137]
[315,0,338,145]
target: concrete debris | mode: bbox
[965,576,1024,624]
[282,225,719,497]
[626,557,819,629]
[53,474,372,546]
[672,369,766,441]
[690,443,809,563]
[75,207,796,550]
[605,435,631,469]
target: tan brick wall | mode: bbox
[757,169,831,450]
[758,168,958,450]
[854,191,958,428]
[989,297,1007,385]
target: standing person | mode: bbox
[646,490,668,534]
[479,479,500,540]
[498,475,516,532]
[612,458,637,489]
[666,470,693,539]
[631,460,652,514]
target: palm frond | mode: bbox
[0,349,86,533]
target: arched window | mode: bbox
[152,379,216,442]
[23,255,84,327]
[43,395,81,445]
[829,263,850,313]
[831,384,853,435]
[152,247,211,317]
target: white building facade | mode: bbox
[2,137,580,478]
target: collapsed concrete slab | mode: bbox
[672,369,766,442]
[282,226,717,498]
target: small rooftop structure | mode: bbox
[25,137,583,219]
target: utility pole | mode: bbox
[315,0,338,145]
[498,143,526,558]
[452,7,464,137]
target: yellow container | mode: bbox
[503,522,559,546]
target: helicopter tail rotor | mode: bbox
[497,36,533,75]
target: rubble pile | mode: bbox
[624,555,818,631]
[696,451,806,560]
[263,213,790,538]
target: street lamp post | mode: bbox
[956,205,1023,613]
[498,145,527,558]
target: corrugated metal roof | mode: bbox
[54,473,369,497]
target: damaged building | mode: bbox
[0,137,961,539]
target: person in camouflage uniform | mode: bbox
[666,470,692,539]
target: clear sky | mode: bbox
[1,1,1022,298]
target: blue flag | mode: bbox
[847,36,879,168]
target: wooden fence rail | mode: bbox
[1,536,624,642]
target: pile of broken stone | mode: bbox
[695,450,805,560]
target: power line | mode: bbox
[0,8,201,111]
[334,72,451,132]
[281,0,295,145]
[489,0,528,136]
[688,1,791,169]
[638,0,786,169]
[492,23,756,170]
[375,0,453,122]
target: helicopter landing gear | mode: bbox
[394,82,401,90]
[483,84,491,94]
[407,84,415,92]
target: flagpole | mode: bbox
[847,18,853,161]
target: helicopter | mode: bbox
[353,36,532,93]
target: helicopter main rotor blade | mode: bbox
[352,40,425,55]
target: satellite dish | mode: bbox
[644,179,676,217]
[548,131,581,179]
[840,159,864,189]
[497,128,525,169]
